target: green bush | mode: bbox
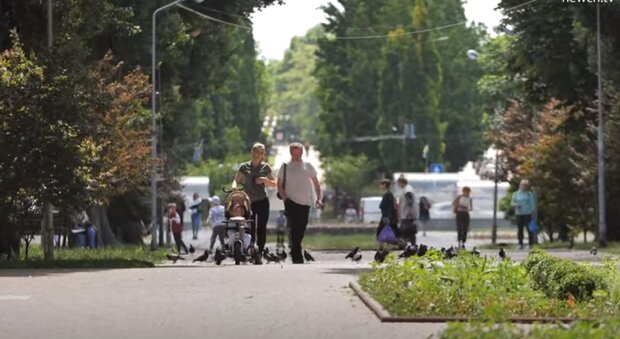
[359,250,620,319]
[442,321,620,339]
[523,249,606,301]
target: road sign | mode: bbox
[429,163,445,173]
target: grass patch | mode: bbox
[442,320,620,339]
[267,232,381,250]
[0,245,168,269]
[359,250,620,320]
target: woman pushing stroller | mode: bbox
[231,142,277,264]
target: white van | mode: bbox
[180,176,210,224]
[360,196,382,224]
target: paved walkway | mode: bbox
[2,228,604,339]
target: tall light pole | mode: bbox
[151,0,181,250]
[596,2,607,246]
[151,0,226,250]
[467,48,500,243]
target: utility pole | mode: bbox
[42,0,54,260]
[596,2,607,246]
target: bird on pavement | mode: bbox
[276,248,287,261]
[189,244,195,254]
[166,253,185,264]
[193,250,209,263]
[214,248,226,265]
[303,250,315,262]
[499,247,507,260]
[262,247,270,257]
[352,252,362,263]
[374,249,389,263]
[264,252,281,263]
[345,247,360,259]
[590,246,598,256]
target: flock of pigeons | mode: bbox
[344,244,487,264]
[167,242,608,265]
[165,244,316,265]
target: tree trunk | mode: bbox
[87,205,120,247]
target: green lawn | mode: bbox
[267,233,383,250]
[0,245,168,268]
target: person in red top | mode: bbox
[168,203,188,254]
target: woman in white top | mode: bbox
[452,186,473,249]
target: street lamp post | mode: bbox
[150,0,205,250]
[596,2,607,246]
[151,0,180,250]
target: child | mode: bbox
[207,196,226,253]
[452,187,473,249]
[227,203,252,253]
[168,203,188,254]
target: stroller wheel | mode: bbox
[233,241,243,265]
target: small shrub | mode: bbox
[523,250,605,301]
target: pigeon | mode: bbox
[470,246,480,257]
[193,250,209,263]
[262,247,270,257]
[499,247,507,260]
[345,247,360,259]
[189,244,195,254]
[398,244,416,259]
[276,248,287,261]
[445,246,458,259]
[166,253,185,264]
[416,244,428,257]
[374,249,389,263]
[264,252,281,263]
[303,250,315,262]
[352,252,362,263]
[214,248,226,265]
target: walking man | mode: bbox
[277,142,322,264]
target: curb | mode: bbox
[349,281,592,323]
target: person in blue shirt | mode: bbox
[511,179,537,249]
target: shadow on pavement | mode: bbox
[321,267,372,276]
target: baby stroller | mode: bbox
[221,189,259,265]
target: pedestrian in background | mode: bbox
[453,186,473,249]
[395,175,417,244]
[418,196,431,236]
[277,142,322,264]
[189,193,202,240]
[168,203,188,254]
[207,196,226,253]
[511,179,537,249]
[376,179,400,249]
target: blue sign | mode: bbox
[429,163,445,173]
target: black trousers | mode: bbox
[209,225,226,250]
[173,232,188,254]
[285,199,310,263]
[456,212,470,243]
[251,198,270,252]
[516,214,534,246]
